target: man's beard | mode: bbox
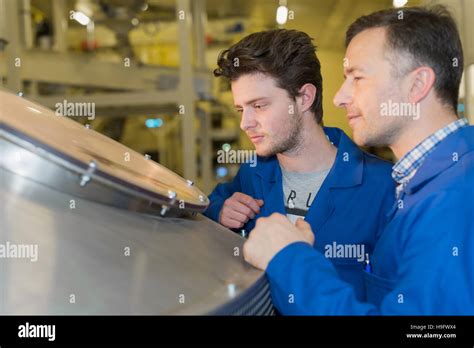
[361,79,408,148]
[262,111,303,157]
[359,97,408,148]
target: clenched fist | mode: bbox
[219,192,264,229]
[244,213,315,270]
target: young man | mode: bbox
[204,29,395,301]
[244,6,474,314]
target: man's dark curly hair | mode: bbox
[214,29,324,124]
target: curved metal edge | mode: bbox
[207,275,275,316]
[1,124,209,214]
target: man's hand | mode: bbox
[219,192,264,229]
[243,213,315,270]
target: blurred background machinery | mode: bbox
[0,0,472,192]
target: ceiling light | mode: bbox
[73,11,91,26]
[276,6,288,25]
[393,0,408,8]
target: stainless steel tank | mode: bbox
[0,90,273,315]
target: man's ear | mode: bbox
[408,66,436,104]
[296,83,317,114]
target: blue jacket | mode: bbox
[266,125,474,315]
[204,127,395,301]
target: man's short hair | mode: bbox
[345,5,464,113]
[214,29,324,124]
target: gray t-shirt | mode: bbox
[280,166,331,224]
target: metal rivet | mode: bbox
[84,124,91,129]
[199,195,205,202]
[145,154,151,160]
[168,190,177,204]
[186,179,194,186]
[227,284,236,298]
[17,91,24,97]
[168,190,177,199]
[160,205,169,216]
[79,160,97,187]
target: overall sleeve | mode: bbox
[266,190,473,315]
[266,242,378,315]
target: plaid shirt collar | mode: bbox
[392,118,469,191]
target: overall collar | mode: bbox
[392,118,469,186]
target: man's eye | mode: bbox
[236,109,243,113]
[254,104,266,109]
[354,77,363,81]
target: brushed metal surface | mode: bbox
[0,167,267,315]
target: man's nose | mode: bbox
[333,80,352,109]
[240,109,257,131]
